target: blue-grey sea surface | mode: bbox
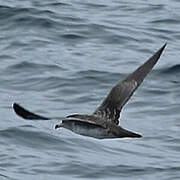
[0,0,180,179]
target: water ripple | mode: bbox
[0,0,180,180]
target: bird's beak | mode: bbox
[55,124,62,129]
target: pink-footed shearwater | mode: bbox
[13,43,166,139]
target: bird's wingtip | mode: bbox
[12,102,19,112]
[157,43,167,56]
[162,42,167,50]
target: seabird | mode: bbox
[13,44,166,139]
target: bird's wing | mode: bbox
[13,103,50,120]
[93,43,166,125]
[66,114,107,128]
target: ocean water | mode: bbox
[0,0,180,179]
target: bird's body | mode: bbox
[56,116,141,139]
[60,118,116,139]
[13,44,166,139]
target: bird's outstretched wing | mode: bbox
[93,44,166,125]
[13,103,50,120]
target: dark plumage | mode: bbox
[13,44,166,139]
